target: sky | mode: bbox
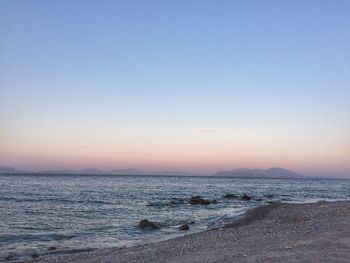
[1,0,349,177]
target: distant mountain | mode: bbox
[109,169,193,176]
[0,165,192,176]
[40,168,104,174]
[214,167,305,179]
[109,168,145,175]
[156,170,194,176]
[0,165,26,174]
[0,165,304,178]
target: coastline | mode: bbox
[22,201,350,263]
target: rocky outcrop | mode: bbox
[139,219,159,229]
[189,196,211,205]
[223,194,238,199]
[179,224,189,230]
[242,194,252,201]
[189,196,218,205]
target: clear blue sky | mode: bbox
[1,0,349,177]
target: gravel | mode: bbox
[27,201,350,263]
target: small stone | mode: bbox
[31,253,39,258]
[139,219,159,229]
[179,224,189,230]
[224,194,238,199]
[241,194,252,201]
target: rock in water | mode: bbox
[139,219,159,229]
[242,194,252,201]
[179,224,190,230]
[31,253,39,259]
[189,196,211,205]
[224,194,238,199]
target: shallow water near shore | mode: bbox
[1,174,350,261]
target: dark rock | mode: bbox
[139,219,159,229]
[48,246,57,251]
[211,199,218,204]
[189,196,211,205]
[264,194,274,198]
[224,194,238,199]
[31,253,39,258]
[242,194,252,201]
[179,224,190,230]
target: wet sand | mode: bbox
[29,201,350,263]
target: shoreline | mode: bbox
[22,200,350,263]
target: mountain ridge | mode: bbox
[0,165,315,178]
[0,165,192,176]
[214,167,305,178]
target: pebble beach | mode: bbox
[28,201,350,263]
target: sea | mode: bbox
[1,174,350,261]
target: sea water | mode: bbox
[1,174,350,261]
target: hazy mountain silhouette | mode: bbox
[0,165,191,176]
[40,168,104,174]
[109,168,147,175]
[0,165,26,174]
[214,167,305,178]
[1,165,304,178]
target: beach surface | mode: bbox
[29,201,350,263]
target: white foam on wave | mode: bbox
[223,207,250,219]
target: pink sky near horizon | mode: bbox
[1,126,349,177]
